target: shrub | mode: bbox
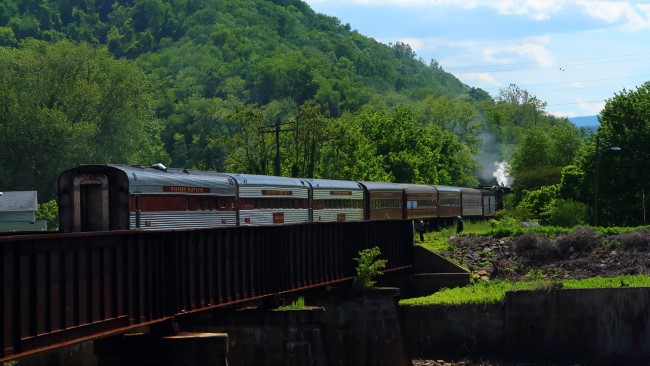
[278,296,305,310]
[541,199,590,227]
[353,247,387,289]
[512,232,559,263]
[615,229,650,251]
[35,199,58,231]
[556,227,601,255]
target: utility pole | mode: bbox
[593,136,621,227]
[593,136,600,227]
[259,118,293,176]
[274,119,281,176]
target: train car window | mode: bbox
[240,198,253,210]
[137,195,187,211]
[187,197,198,211]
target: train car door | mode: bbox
[73,175,109,231]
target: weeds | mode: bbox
[278,296,306,310]
[353,247,387,289]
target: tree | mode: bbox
[319,114,392,182]
[510,121,584,202]
[417,95,483,154]
[591,82,650,226]
[285,102,329,178]
[0,40,164,200]
[222,105,274,175]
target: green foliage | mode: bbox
[519,185,559,218]
[0,40,165,200]
[400,274,650,306]
[35,199,58,231]
[353,246,387,289]
[1,0,486,182]
[0,0,597,200]
[590,81,650,226]
[541,199,590,227]
[277,296,305,310]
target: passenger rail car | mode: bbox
[432,185,462,226]
[58,164,507,233]
[399,184,437,220]
[359,181,405,221]
[227,173,309,226]
[306,179,364,222]
[460,187,483,218]
[58,164,237,232]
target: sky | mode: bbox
[302,0,650,118]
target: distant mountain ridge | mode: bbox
[569,115,599,127]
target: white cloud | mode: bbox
[487,0,566,20]
[310,0,650,28]
[577,1,650,30]
[482,37,554,65]
[457,72,502,87]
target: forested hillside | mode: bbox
[9,0,647,228]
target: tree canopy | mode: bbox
[0,40,164,199]
[2,0,619,227]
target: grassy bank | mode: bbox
[400,274,650,306]
[406,219,650,306]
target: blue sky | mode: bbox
[303,0,650,118]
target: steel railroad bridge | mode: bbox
[0,220,413,362]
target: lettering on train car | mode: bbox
[262,190,293,196]
[163,186,210,193]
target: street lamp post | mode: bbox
[593,136,621,227]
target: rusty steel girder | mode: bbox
[1,220,413,362]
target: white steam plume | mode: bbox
[493,161,512,187]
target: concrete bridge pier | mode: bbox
[94,324,229,366]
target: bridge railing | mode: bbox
[1,220,413,361]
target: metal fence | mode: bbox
[1,220,413,361]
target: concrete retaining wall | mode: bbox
[401,287,650,364]
[506,287,650,363]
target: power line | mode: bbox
[445,51,650,72]
[452,56,650,74]
[483,74,650,90]
[547,99,606,107]
[531,82,642,94]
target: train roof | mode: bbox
[430,185,462,193]
[397,183,437,194]
[460,187,482,194]
[359,181,404,191]
[62,164,236,193]
[304,178,363,190]
[225,173,308,188]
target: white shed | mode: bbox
[0,191,47,232]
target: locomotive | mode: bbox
[58,164,506,232]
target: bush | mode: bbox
[353,247,387,289]
[556,227,600,255]
[615,229,650,251]
[35,199,58,231]
[542,199,590,227]
[512,232,559,263]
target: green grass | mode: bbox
[399,275,650,306]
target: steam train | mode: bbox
[58,164,508,233]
